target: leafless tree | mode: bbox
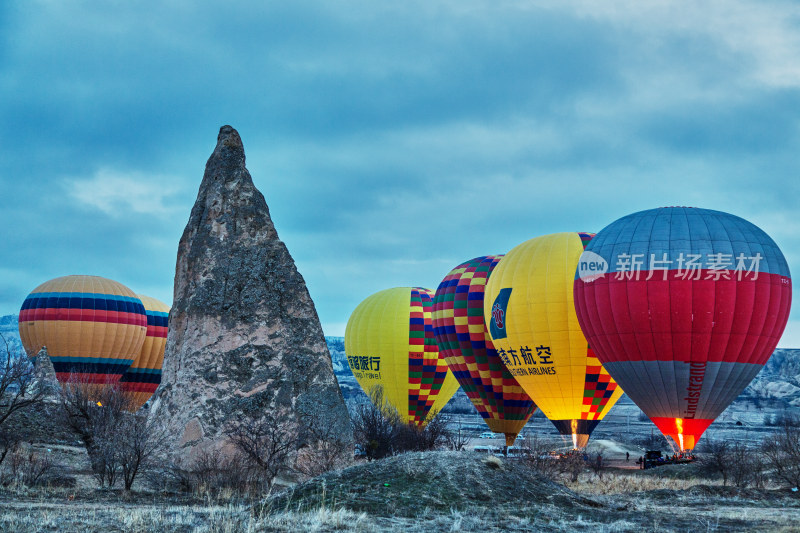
[0,333,45,430]
[763,421,800,488]
[699,437,732,486]
[728,440,765,488]
[225,411,296,489]
[118,414,168,490]
[59,373,162,489]
[443,418,472,451]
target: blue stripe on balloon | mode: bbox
[579,207,789,277]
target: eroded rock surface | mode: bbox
[150,125,352,462]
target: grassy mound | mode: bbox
[267,451,602,517]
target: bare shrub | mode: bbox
[224,411,295,489]
[395,409,450,452]
[559,451,587,483]
[515,433,560,478]
[443,419,471,451]
[0,444,58,487]
[698,437,731,486]
[351,386,455,460]
[763,422,800,488]
[729,441,765,488]
[59,374,163,489]
[295,411,351,478]
[351,386,401,460]
[184,448,260,495]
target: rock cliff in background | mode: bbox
[149,125,352,462]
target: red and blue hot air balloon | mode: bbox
[573,207,792,451]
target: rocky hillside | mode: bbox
[743,348,800,406]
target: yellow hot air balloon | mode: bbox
[120,295,170,411]
[345,287,460,426]
[18,275,147,385]
[484,232,624,448]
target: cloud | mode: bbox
[0,1,799,346]
[67,169,182,218]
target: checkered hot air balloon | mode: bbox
[18,275,147,385]
[485,233,624,449]
[573,207,792,451]
[345,287,460,426]
[432,255,536,447]
[119,294,169,411]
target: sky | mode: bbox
[1,1,799,345]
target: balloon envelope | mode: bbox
[573,207,792,450]
[345,287,460,426]
[485,232,624,448]
[432,255,536,446]
[119,294,170,410]
[18,275,147,384]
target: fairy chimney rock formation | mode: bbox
[149,125,352,460]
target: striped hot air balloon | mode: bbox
[485,233,624,448]
[345,287,460,426]
[432,255,536,447]
[573,207,792,451]
[18,275,147,384]
[119,295,169,410]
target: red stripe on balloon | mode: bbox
[19,308,147,327]
[146,325,168,338]
[574,271,791,365]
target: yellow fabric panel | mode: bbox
[346,288,413,423]
[345,287,458,426]
[135,295,170,371]
[485,233,622,424]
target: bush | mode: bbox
[351,386,456,460]
[763,422,800,488]
[0,444,58,487]
[698,438,765,488]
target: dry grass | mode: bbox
[565,470,722,495]
[3,452,800,532]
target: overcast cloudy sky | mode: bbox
[1,1,799,345]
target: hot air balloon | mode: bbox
[485,233,624,448]
[345,287,460,426]
[18,275,147,384]
[573,207,792,451]
[432,255,536,447]
[119,295,170,410]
